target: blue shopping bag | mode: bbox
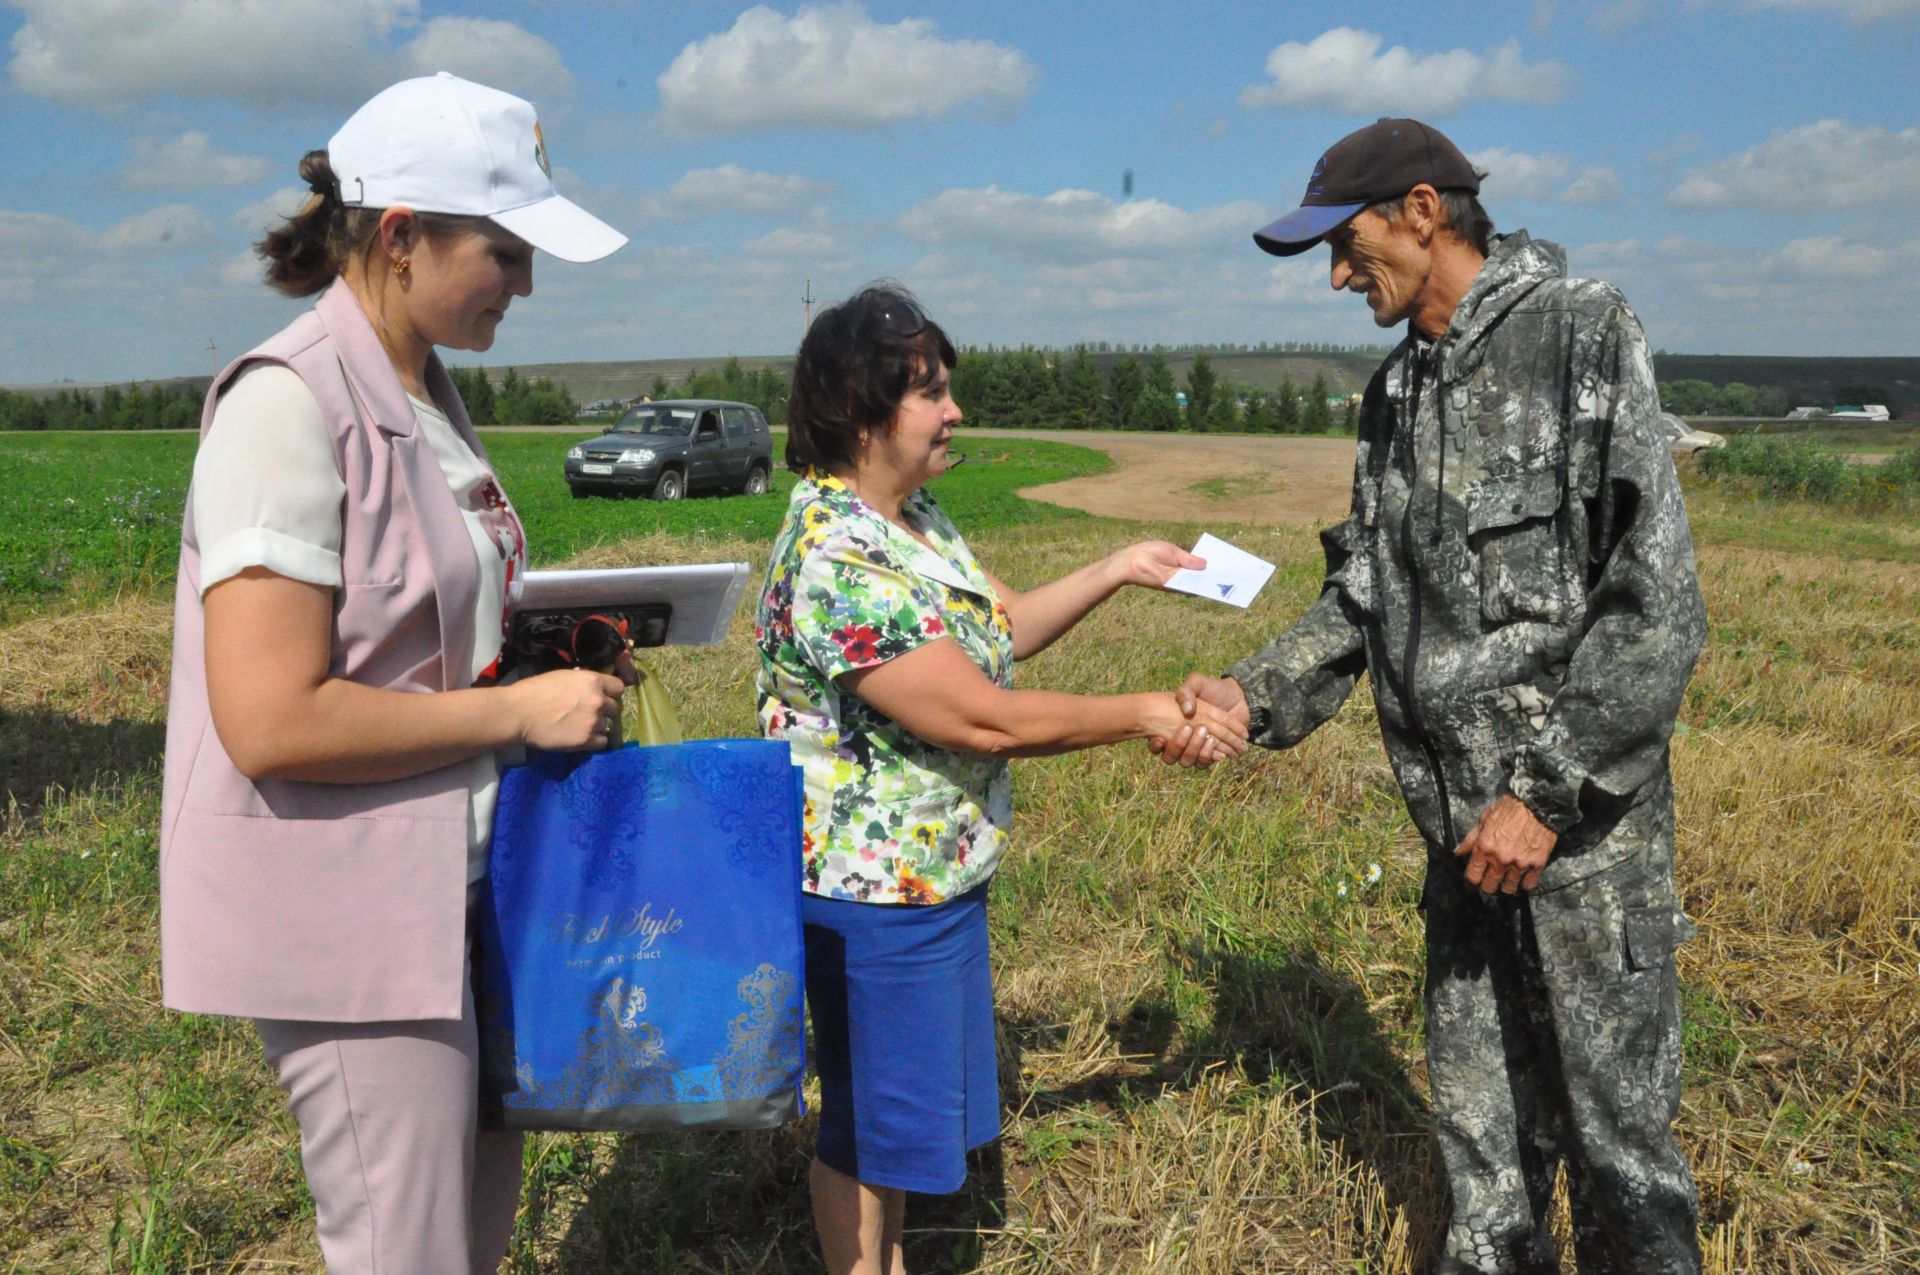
[476,738,806,1131]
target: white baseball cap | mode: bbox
[328,72,626,264]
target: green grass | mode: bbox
[0,431,1108,622]
[1182,473,1274,501]
[1693,433,1920,512]
[1682,476,1920,563]
[1732,421,1918,452]
[3,432,1917,1271]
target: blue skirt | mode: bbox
[801,880,999,1194]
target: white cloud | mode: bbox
[396,16,572,99]
[0,202,216,309]
[0,208,88,256]
[1589,0,1651,30]
[1545,231,1919,355]
[1646,132,1703,166]
[1737,0,1920,19]
[218,250,267,289]
[745,228,837,257]
[1764,234,1920,280]
[635,165,831,221]
[229,187,309,232]
[1238,28,1571,117]
[898,187,1267,261]
[655,3,1035,136]
[0,208,89,302]
[1469,147,1622,204]
[7,0,572,111]
[97,204,216,251]
[1669,119,1920,209]
[123,132,269,191]
[1569,238,1644,269]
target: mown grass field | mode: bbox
[1,430,1915,1272]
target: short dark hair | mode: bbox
[1369,185,1494,258]
[784,282,957,475]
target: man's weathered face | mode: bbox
[1326,206,1431,330]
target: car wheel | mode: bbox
[743,465,770,496]
[652,469,684,501]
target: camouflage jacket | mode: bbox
[1230,231,1707,890]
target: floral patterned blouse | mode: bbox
[756,469,1014,905]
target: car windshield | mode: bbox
[613,406,698,436]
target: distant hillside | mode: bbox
[1650,354,1918,415]
[458,349,1394,403]
[10,351,1914,415]
[474,355,795,405]
[1084,350,1388,398]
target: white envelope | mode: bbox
[1163,533,1275,609]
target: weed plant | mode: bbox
[2,438,1916,1271]
[1696,433,1920,511]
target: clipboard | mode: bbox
[509,563,751,652]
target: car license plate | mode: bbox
[581,463,614,475]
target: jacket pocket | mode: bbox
[1466,471,1577,626]
[1624,904,1698,972]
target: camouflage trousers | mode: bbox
[1423,849,1702,1274]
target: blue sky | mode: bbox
[2,0,1916,384]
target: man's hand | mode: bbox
[1454,794,1558,895]
[1149,674,1251,768]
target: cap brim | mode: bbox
[1251,201,1365,257]
[490,194,627,264]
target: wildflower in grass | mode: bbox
[1336,880,1349,898]
[1364,862,1383,886]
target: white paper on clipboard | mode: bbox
[510,563,751,646]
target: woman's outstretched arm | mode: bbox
[841,635,1245,763]
[984,540,1201,661]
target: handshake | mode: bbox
[1145,674,1253,769]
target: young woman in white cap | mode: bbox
[160,73,626,1272]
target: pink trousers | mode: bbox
[254,970,523,1274]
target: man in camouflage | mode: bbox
[1163,119,1706,1272]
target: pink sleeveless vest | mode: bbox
[160,277,497,1022]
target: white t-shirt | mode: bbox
[192,364,525,882]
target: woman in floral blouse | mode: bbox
[756,284,1247,1274]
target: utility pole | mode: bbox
[207,338,218,380]
[801,278,813,341]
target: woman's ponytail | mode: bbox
[255,150,376,297]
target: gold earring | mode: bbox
[393,258,411,276]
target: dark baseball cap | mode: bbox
[1253,118,1481,257]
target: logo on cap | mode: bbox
[533,121,552,179]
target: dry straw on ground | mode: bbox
[1,512,1915,1272]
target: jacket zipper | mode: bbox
[1396,344,1459,853]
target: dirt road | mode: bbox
[965,429,1357,528]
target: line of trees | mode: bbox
[949,347,1354,434]
[447,366,579,426]
[0,354,1350,435]
[0,368,584,432]
[1657,380,1791,417]
[0,382,204,431]
[1070,339,1391,356]
[639,356,791,426]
